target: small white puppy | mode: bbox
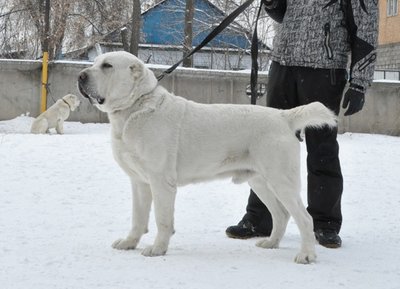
[31,94,80,134]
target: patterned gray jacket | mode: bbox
[264,0,378,93]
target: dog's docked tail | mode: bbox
[280,102,337,133]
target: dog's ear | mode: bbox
[130,61,157,97]
[130,62,143,80]
[62,94,80,111]
[70,95,80,111]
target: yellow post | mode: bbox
[40,51,49,113]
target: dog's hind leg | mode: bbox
[142,177,177,257]
[248,177,290,249]
[31,118,48,134]
[262,175,316,264]
[112,180,152,250]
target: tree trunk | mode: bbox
[183,0,194,67]
[129,0,141,56]
[121,27,130,52]
[43,0,50,55]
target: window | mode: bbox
[387,0,398,16]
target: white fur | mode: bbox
[31,94,80,134]
[78,51,337,263]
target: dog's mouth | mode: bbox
[78,83,105,105]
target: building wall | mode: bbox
[378,0,400,45]
[141,0,249,49]
[1,59,400,136]
[377,0,400,70]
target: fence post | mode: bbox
[40,51,49,113]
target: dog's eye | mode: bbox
[102,63,113,69]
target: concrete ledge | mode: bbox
[339,81,400,135]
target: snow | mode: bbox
[1,116,400,289]
[373,79,400,84]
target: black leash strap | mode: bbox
[156,0,256,81]
[250,3,263,105]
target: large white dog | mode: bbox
[31,94,80,134]
[78,51,337,263]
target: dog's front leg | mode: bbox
[142,178,177,257]
[112,180,152,250]
[56,120,64,134]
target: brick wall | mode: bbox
[379,0,400,44]
[377,0,400,69]
[376,42,400,70]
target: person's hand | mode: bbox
[342,87,365,116]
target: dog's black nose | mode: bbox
[79,72,88,83]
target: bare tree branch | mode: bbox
[0,8,29,18]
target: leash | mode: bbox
[250,3,263,105]
[156,0,262,98]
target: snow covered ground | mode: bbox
[1,116,399,289]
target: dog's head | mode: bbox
[62,94,80,111]
[78,51,158,113]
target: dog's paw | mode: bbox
[141,245,167,257]
[294,251,317,264]
[256,238,279,249]
[112,237,139,250]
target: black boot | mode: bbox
[315,229,342,248]
[225,220,270,239]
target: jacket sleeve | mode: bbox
[262,0,286,23]
[346,0,378,93]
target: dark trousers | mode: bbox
[242,61,347,234]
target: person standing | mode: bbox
[226,0,378,248]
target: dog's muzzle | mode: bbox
[78,71,105,105]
